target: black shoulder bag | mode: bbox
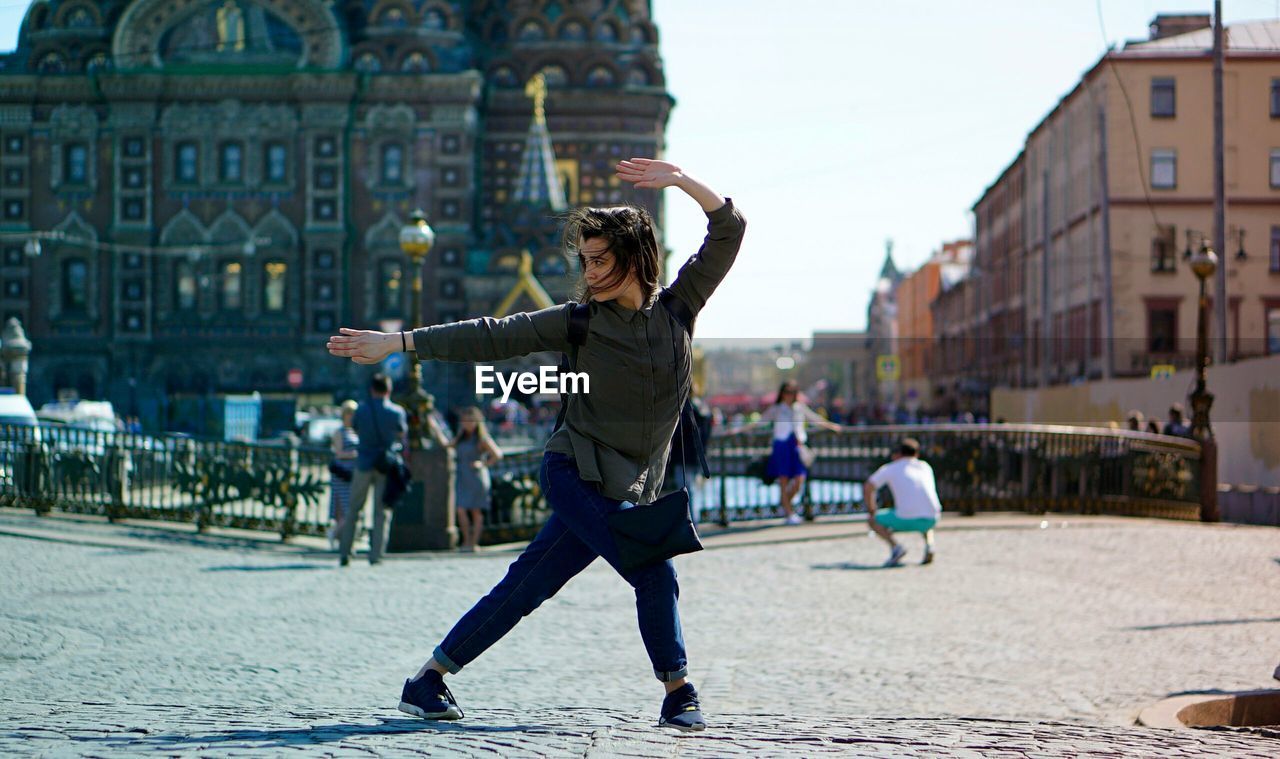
[369,404,411,508]
[553,291,706,573]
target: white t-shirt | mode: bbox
[761,402,825,442]
[866,457,942,520]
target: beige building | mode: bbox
[970,14,1280,389]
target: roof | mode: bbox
[1123,18,1280,53]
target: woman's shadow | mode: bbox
[89,718,554,751]
[810,561,905,571]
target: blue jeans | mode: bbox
[433,452,688,682]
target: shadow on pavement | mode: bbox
[809,561,904,571]
[1124,616,1280,631]
[203,563,332,572]
[96,719,554,749]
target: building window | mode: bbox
[442,134,460,154]
[122,311,143,331]
[354,52,382,73]
[3,199,23,220]
[315,166,337,189]
[1147,303,1178,353]
[440,279,458,298]
[263,261,286,312]
[264,143,287,183]
[64,143,88,184]
[314,136,336,158]
[3,167,23,187]
[123,253,142,270]
[175,260,197,311]
[121,198,144,221]
[1151,149,1176,189]
[123,166,144,189]
[175,142,199,183]
[586,65,615,88]
[123,280,143,300]
[1151,224,1176,272]
[314,249,335,269]
[441,248,460,266]
[381,143,404,184]
[424,9,447,30]
[401,51,431,73]
[219,142,243,183]
[518,19,546,41]
[220,260,242,310]
[1271,226,1280,273]
[5,279,23,297]
[1273,79,1280,118]
[540,64,568,87]
[315,280,335,301]
[4,135,23,155]
[61,258,88,314]
[442,167,460,186]
[1272,149,1280,189]
[313,312,335,333]
[1268,304,1280,355]
[124,136,145,157]
[313,198,336,221]
[4,247,24,266]
[1151,77,1176,117]
[379,259,403,314]
[441,200,459,219]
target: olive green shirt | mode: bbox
[411,199,747,503]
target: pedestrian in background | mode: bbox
[865,437,942,567]
[1164,403,1191,437]
[337,374,406,567]
[326,399,359,550]
[748,381,843,525]
[450,406,502,552]
[1126,410,1145,432]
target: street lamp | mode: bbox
[1188,243,1219,521]
[397,209,437,448]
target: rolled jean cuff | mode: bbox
[655,666,688,683]
[433,645,463,675]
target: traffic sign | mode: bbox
[876,354,900,382]
[287,368,303,388]
[1150,364,1177,380]
[383,351,407,381]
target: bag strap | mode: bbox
[553,302,591,433]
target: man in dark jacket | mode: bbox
[338,373,407,566]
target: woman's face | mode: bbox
[781,387,798,402]
[579,237,630,302]
[342,409,354,425]
[461,417,478,432]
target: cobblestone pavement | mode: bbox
[1,511,1277,756]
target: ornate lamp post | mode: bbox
[396,208,437,448]
[0,318,31,396]
[389,209,456,551]
[1188,243,1219,522]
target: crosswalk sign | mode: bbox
[876,354,900,382]
[1150,364,1176,380]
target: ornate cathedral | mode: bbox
[0,0,671,421]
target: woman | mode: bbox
[326,400,359,549]
[752,381,842,524]
[328,158,744,732]
[450,406,503,552]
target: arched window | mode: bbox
[85,52,109,72]
[596,21,619,42]
[377,6,407,28]
[354,52,382,73]
[263,261,287,312]
[630,24,651,45]
[37,52,66,74]
[64,143,88,183]
[381,143,404,184]
[264,142,287,183]
[220,260,242,310]
[400,51,431,73]
[422,8,447,30]
[540,64,568,87]
[379,259,403,315]
[61,258,88,313]
[175,260,197,311]
[559,20,586,41]
[627,67,651,87]
[67,7,95,28]
[518,20,546,41]
[490,65,518,88]
[586,65,615,88]
[219,141,243,183]
[175,142,199,183]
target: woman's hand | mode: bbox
[616,158,684,190]
[327,328,398,365]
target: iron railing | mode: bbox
[0,422,1203,544]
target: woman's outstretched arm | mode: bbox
[617,158,746,318]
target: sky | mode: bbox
[1,0,1275,340]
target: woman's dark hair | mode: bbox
[561,205,661,303]
[774,381,799,405]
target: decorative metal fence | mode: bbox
[0,422,1204,545]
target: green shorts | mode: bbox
[874,509,937,533]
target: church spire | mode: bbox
[878,237,901,283]
[513,73,568,211]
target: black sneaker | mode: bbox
[658,683,706,732]
[398,670,463,720]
